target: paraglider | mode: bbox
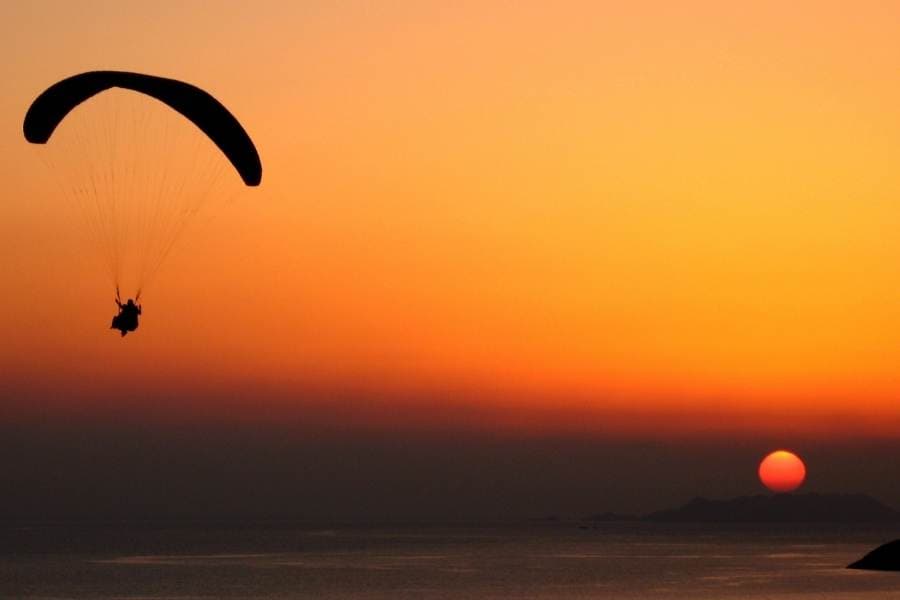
[111,293,142,337]
[24,71,261,337]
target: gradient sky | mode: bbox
[4,1,900,519]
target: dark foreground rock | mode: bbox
[644,493,900,523]
[848,539,900,571]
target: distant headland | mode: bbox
[587,492,900,523]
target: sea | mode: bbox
[2,521,899,599]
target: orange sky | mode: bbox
[4,1,900,438]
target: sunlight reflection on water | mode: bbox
[3,523,900,598]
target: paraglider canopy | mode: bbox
[23,70,262,301]
[24,70,261,186]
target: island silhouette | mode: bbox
[587,492,900,523]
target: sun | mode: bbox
[758,450,806,493]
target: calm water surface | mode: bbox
[2,522,899,598]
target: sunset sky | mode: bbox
[3,2,900,519]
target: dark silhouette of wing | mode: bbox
[23,70,261,186]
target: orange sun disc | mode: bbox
[758,450,806,493]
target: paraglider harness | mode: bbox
[111,287,142,337]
